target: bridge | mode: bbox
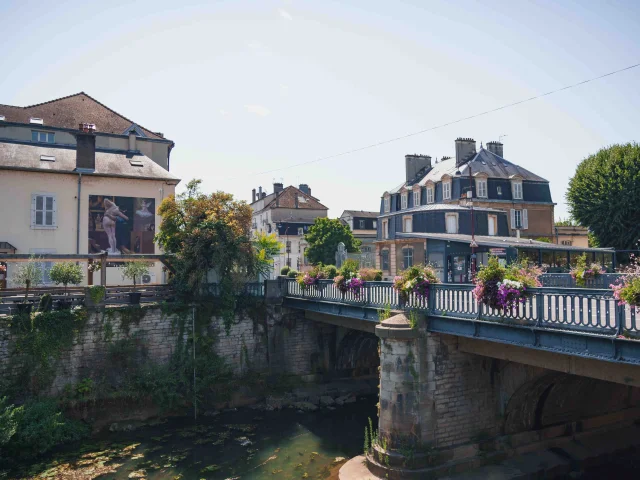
[277,278,640,478]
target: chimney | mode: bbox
[486,141,504,158]
[299,184,310,195]
[252,188,256,203]
[455,138,476,167]
[262,192,266,198]
[258,186,263,199]
[128,132,137,151]
[405,154,432,183]
[273,182,284,194]
[76,123,96,171]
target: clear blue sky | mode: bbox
[2,0,639,219]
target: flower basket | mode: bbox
[612,275,640,312]
[392,265,440,306]
[570,254,605,287]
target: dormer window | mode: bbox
[512,181,523,200]
[30,117,44,125]
[426,185,434,204]
[442,180,451,200]
[476,178,488,198]
[401,192,408,209]
[413,189,420,207]
[0,115,5,121]
[383,195,390,213]
[32,131,54,143]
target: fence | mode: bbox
[282,278,639,338]
[539,273,624,289]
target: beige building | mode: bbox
[0,93,179,286]
[554,225,589,248]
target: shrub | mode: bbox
[3,399,89,459]
[339,259,360,278]
[359,268,382,281]
[393,265,440,301]
[120,261,151,290]
[287,269,299,279]
[323,265,338,279]
[280,266,291,276]
[0,397,22,447]
[37,293,53,312]
[49,262,84,294]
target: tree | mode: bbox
[304,218,361,266]
[12,255,43,303]
[120,261,150,291]
[253,232,283,279]
[566,143,640,250]
[155,179,257,295]
[49,262,84,295]
[554,217,578,227]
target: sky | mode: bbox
[1,0,639,219]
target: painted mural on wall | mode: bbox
[88,195,155,254]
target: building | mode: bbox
[339,210,378,268]
[376,138,613,282]
[554,225,589,248]
[0,92,179,286]
[250,183,328,277]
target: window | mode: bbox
[32,131,54,143]
[373,220,377,228]
[561,240,573,246]
[0,115,5,121]
[512,181,523,200]
[31,194,56,228]
[497,186,503,196]
[403,248,414,269]
[426,186,434,204]
[359,220,365,229]
[476,179,488,198]
[382,220,389,239]
[30,117,44,125]
[510,209,528,229]
[403,216,412,233]
[384,196,390,213]
[362,246,372,253]
[29,249,55,284]
[381,250,390,271]
[488,214,497,236]
[297,227,304,235]
[413,190,420,207]
[445,213,458,234]
[443,181,451,200]
[401,193,408,209]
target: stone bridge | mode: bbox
[272,278,640,478]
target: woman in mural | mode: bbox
[135,199,153,218]
[102,199,129,254]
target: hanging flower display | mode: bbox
[473,256,541,311]
[570,254,605,287]
[296,267,327,290]
[392,265,440,302]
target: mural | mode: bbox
[88,195,155,254]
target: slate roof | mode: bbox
[0,142,179,182]
[260,186,328,212]
[340,210,379,218]
[388,147,547,194]
[395,232,612,252]
[0,92,168,140]
[378,203,505,219]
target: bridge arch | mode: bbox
[335,330,379,377]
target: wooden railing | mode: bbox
[282,279,639,338]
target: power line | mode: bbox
[237,61,640,178]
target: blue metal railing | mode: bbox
[282,278,639,338]
[206,282,265,297]
[539,273,624,289]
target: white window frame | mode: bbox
[445,213,458,234]
[511,209,527,229]
[373,220,377,229]
[32,130,55,143]
[443,181,452,200]
[476,178,488,198]
[384,195,390,213]
[31,193,57,229]
[512,181,523,200]
[403,215,413,233]
[382,220,389,239]
[359,219,365,229]
[426,186,434,204]
[401,192,408,209]
[488,214,497,236]
[403,247,414,269]
[29,248,56,285]
[413,189,420,208]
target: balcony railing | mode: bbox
[282,279,639,338]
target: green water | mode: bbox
[8,396,377,480]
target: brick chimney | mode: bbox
[273,182,284,194]
[299,184,310,195]
[405,154,432,183]
[76,123,96,171]
[486,141,504,157]
[455,138,476,167]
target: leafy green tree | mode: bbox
[120,261,150,291]
[554,217,578,227]
[253,232,283,278]
[49,262,84,294]
[566,143,640,250]
[304,218,361,266]
[12,255,43,303]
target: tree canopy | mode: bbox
[304,218,361,266]
[566,143,640,250]
[155,179,257,294]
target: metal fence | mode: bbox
[539,273,624,289]
[282,278,639,338]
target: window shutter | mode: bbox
[522,209,528,230]
[31,194,37,227]
[510,209,516,229]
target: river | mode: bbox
[6,396,378,480]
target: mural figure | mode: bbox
[102,199,129,254]
[136,199,153,218]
